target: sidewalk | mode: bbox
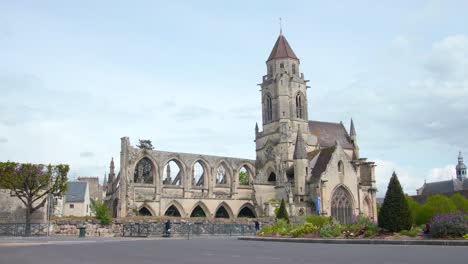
[238,236,468,246]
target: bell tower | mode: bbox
[255,32,316,187]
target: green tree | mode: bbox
[415,204,434,225]
[90,199,112,225]
[450,193,468,212]
[405,195,420,226]
[276,199,289,223]
[378,172,412,232]
[0,162,69,236]
[238,171,249,185]
[425,194,457,215]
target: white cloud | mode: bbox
[374,159,421,196]
[427,165,456,182]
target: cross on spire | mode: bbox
[279,17,283,35]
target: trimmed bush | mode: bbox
[378,172,412,232]
[276,199,289,223]
[429,211,468,238]
[406,195,420,225]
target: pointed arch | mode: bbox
[138,205,154,216]
[189,202,210,218]
[237,203,257,218]
[133,157,156,184]
[295,91,305,119]
[164,201,185,217]
[214,202,234,219]
[215,160,232,186]
[238,164,254,186]
[265,93,273,122]
[162,158,184,186]
[331,185,354,224]
[362,196,373,218]
[190,159,209,188]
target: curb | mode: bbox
[238,236,468,246]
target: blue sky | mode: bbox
[1,0,467,196]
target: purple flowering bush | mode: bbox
[429,211,468,238]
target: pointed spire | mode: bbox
[279,17,283,35]
[458,151,463,163]
[350,118,356,137]
[293,129,307,160]
[110,157,115,174]
[103,172,107,185]
[267,33,298,62]
[255,122,259,134]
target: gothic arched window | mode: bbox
[266,95,273,122]
[216,164,228,185]
[192,161,205,187]
[133,158,154,184]
[296,93,304,119]
[239,166,250,186]
[163,160,182,186]
[338,160,344,174]
[331,186,353,224]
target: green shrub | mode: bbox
[90,199,112,225]
[378,172,412,232]
[426,194,457,215]
[258,219,290,237]
[415,204,434,225]
[289,223,319,238]
[401,227,422,237]
[305,215,332,228]
[276,199,289,223]
[319,225,341,238]
[406,195,420,225]
[429,212,468,238]
[450,193,468,212]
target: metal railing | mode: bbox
[122,222,257,238]
[0,223,49,237]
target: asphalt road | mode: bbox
[0,237,466,264]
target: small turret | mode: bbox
[349,118,359,159]
[350,118,356,141]
[293,131,307,160]
[255,122,259,136]
[294,127,308,197]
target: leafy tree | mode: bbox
[378,172,412,232]
[137,139,154,150]
[450,193,468,212]
[415,204,434,225]
[239,171,249,185]
[405,195,420,226]
[0,162,69,236]
[90,199,112,225]
[425,194,457,215]
[276,199,289,223]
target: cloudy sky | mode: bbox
[1,0,467,196]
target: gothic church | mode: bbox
[105,33,378,224]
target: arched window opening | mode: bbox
[268,172,276,183]
[292,64,296,74]
[192,161,205,187]
[269,65,273,77]
[331,186,353,224]
[265,95,273,122]
[164,205,181,217]
[215,206,230,218]
[338,161,344,174]
[238,206,256,218]
[163,160,182,186]
[133,157,154,184]
[190,205,206,218]
[216,164,228,185]
[138,207,152,216]
[239,166,250,186]
[296,93,304,119]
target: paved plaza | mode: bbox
[0,237,467,264]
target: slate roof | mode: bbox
[65,181,88,203]
[421,180,455,196]
[308,121,354,149]
[310,146,336,181]
[267,34,298,61]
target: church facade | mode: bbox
[105,33,378,223]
